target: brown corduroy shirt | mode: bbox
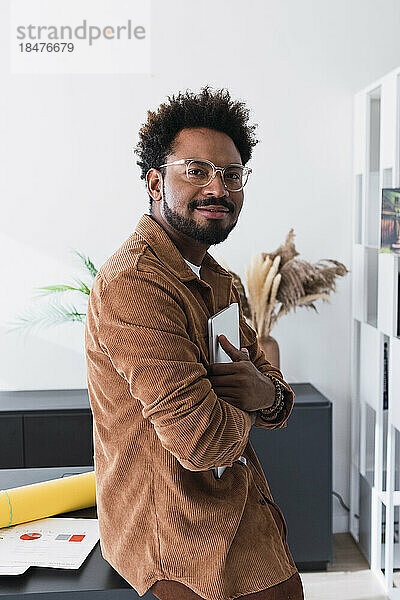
[84,214,298,600]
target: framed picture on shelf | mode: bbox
[381,188,400,254]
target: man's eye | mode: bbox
[189,169,207,177]
[225,172,240,179]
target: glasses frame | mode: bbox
[158,158,252,192]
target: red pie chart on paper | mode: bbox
[20,532,42,540]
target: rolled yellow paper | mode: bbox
[0,471,96,529]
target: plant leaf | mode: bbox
[32,284,82,297]
[70,248,98,279]
[5,300,87,334]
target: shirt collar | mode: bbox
[134,214,232,283]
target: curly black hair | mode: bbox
[134,85,259,211]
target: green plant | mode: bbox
[5,250,98,334]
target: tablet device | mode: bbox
[207,302,240,364]
[207,302,240,479]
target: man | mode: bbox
[85,87,304,600]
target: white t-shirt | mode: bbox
[184,258,202,278]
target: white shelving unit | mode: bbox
[350,65,400,597]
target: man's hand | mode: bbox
[207,334,276,414]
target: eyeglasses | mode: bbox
[158,158,252,192]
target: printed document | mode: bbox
[0,517,99,574]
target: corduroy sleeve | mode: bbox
[97,271,253,472]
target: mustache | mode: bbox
[191,199,234,212]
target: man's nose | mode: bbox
[203,171,229,196]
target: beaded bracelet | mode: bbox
[261,373,284,412]
[261,398,285,419]
[259,373,286,420]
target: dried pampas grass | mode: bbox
[220,228,350,338]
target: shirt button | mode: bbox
[259,498,266,505]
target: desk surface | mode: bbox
[0,466,156,599]
[0,382,329,412]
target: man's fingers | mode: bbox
[208,361,248,376]
[210,386,241,398]
[218,335,250,361]
[209,374,239,385]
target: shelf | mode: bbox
[360,322,381,412]
[366,171,381,247]
[398,73,400,184]
[390,337,400,431]
[352,67,400,599]
[366,247,379,327]
[397,258,400,337]
[378,253,398,336]
[383,168,393,188]
[365,88,382,247]
[352,245,365,321]
[377,489,400,507]
[355,174,363,244]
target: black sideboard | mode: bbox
[1,383,332,570]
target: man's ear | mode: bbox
[146,168,163,202]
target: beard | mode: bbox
[161,184,238,245]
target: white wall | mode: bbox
[2,0,400,533]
